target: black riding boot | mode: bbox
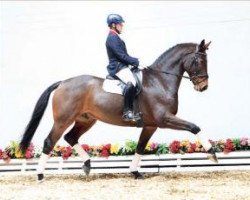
[122,82,141,122]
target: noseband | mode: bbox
[146,51,209,84]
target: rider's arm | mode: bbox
[107,35,139,67]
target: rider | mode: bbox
[106,14,141,122]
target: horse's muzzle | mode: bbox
[194,79,208,92]
[201,85,208,91]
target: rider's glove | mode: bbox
[138,65,148,70]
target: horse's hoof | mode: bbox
[37,173,44,183]
[131,171,144,179]
[83,159,91,175]
[207,153,218,163]
[207,148,218,163]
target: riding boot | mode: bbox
[122,82,141,122]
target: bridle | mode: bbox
[188,51,209,84]
[146,50,209,84]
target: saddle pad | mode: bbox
[103,70,142,95]
[103,79,125,95]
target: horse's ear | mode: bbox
[198,39,206,52]
[200,39,205,47]
[198,39,211,52]
[204,41,212,50]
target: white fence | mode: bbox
[0,152,249,175]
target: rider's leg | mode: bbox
[116,67,136,86]
[122,82,136,121]
[116,67,140,121]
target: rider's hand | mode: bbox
[138,65,148,70]
[129,65,138,70]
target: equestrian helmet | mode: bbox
[107,14,125,26]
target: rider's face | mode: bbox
[115,23,124,34]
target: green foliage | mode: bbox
[232,138,241,150]
[0,138,249,161]
[5,141,19,159]
[123,140,137,155]
[156,143,169,155]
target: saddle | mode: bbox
[105,68,142,96]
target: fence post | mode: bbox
[59,158,63,173]
[21,159,26,174]
[176,154,181,171]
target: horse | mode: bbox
[20,39,217,181]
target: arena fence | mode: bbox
[0,152,249,175]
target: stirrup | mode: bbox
[122,111,141,122]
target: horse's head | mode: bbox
[183,39,211,92]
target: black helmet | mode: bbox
[107,14,125,27]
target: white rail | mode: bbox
[0,152,249,175]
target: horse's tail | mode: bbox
[19,81,61,153]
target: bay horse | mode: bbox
[20,39,217,181]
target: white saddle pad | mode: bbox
[103,71,143,95]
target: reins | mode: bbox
[144,51,209,83]
[146,66,191,80]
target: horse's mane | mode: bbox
[150,43,197,67]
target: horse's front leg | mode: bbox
[160,113,218,163]
[130,126,157,179]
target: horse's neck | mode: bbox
[143,69,183,101]
[144,44,197,97]
[149,57,184,96]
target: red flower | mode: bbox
[61,146,72,160]
[100,149,110,157]
[2,151,11,163]
[191,143,197,152]
[100,144,111,157]
[103,144,111,150]
[25,150,34,159]
[187,143,196,153]
[170,141,181,153]
[24,143,35,159]
[81,144,90,152]
[224,139,235,153]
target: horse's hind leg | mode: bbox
[37,122,72,182]
[130,126,157,179]
[64,117,96,175]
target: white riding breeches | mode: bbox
[116,67,136,86]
